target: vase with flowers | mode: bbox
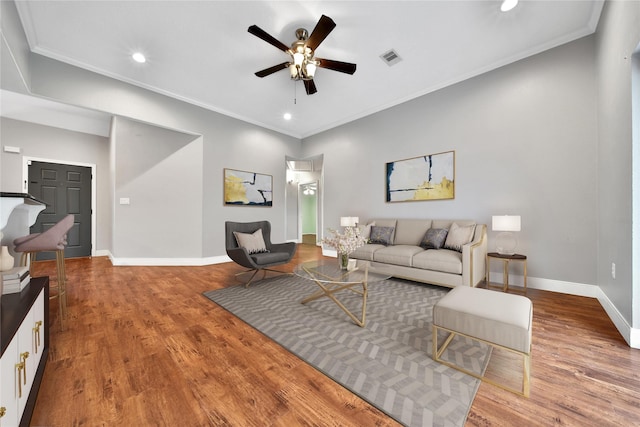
[322,226,367,270]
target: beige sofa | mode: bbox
[350,219,487,288]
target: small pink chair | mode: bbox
[14,214,74,328]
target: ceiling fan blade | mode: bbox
[248,25,290,52]
[316,58,357,75]
[304,79,318,95]
[306,15,336,51]
[255,62,290,78]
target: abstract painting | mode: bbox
[386,151,455,202]
[224,168,273,206]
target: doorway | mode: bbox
[26,160,93,260]
[299,182,318,245]
[285,154,323,244]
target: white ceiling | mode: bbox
[9,0,604,139]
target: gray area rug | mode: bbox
[203,275,490,427]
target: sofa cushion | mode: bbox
[369,226,395,245]
[358,222,375,240]
[365,219,397,242]
[350,244,385,261]
[394,219,432,246]
[412,249,462,274]
[372,245,424,267]
[443,223,476,252]
[420,228,448,249]
[250,251,291,265]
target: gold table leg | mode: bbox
[503,259,509,292]
[301,279,368,327]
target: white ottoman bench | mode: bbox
[432,286,533,397]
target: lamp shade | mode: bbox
[492,215,521,232]
[340,216,359,227]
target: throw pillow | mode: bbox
[233,229,268,254]
[420,228,448,250]
[443,223,476,252]
[369,226,394,246]
[358,222,375,240]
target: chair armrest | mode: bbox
[462,224,487,287]
[226,247,258,269]
[13,233,41,246]
[269,241,297,257]
[14,231,65,252]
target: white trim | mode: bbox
[508,274,599,298]
[631,327,640,349]
[323,248,338,258]
[23,156,97,256]
[0,32,29,92]
[109,254,231,266]
[596,286,640,349]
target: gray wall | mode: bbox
[595,0,640,329]
[303,35,599,286]
[112,117,203,258]
[0,117,112,251]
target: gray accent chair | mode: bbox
[225,221,297,287]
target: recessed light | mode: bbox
[500,0,518,12]
[132,52,146,63]
[283,113,292,120]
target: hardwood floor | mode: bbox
[28,245,640,426]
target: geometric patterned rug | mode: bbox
[203,275,491,427]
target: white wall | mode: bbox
[303,36,599,288]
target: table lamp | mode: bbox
[492,215,521,255]
[340,216,359,228]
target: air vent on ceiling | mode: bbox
[380,49,402,66]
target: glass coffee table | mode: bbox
[294,260,392,327]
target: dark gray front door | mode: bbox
[28,161,92,260]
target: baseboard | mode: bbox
[109,253,231,266]
[494,273,600,298]
[322,248,337,257]
[594,286,640,349]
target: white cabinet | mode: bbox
[0,278,48,427]
[0,337,19,425]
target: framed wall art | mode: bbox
[224,168,273,206]
[385,151,455,202]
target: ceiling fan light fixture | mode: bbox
[248,15,356,95]
[289,63,298,78]
[293,51,305,67]
[304,61,317,78]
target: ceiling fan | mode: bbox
[248,15,357,95]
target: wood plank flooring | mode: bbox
[28,244,640,426]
